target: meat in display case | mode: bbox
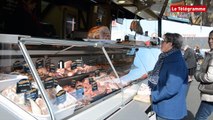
[0,34,138,120]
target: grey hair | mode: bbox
[164,33,183,49]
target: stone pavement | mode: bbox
[183,79,213,120]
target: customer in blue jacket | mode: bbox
[149,33,188,120]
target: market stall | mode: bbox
[0,34,161,120]
[0,0,164,118]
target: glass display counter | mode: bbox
[0,34,140,120]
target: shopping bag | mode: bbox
[145,105,156,120]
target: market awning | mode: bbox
[112,0,213,27]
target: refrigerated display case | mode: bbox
[0,34,146,120]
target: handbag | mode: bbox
[145,105,156,120]
[198,83,213,95]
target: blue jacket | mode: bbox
[151,50,188,119]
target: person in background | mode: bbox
[194,30,213,120]
[195,45,201,54]
[5,0,47,37]
[195,45,204,61]
[183,45,197,82]
[149,33,188,120]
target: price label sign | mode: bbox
[25,88,38,101]
[16,79,31,94]
[92,82,98,91]
[56,90,66,104]
[43,77,55,89]
[58,60,64,69]
[36,58,44,69]
[50,63,56,72]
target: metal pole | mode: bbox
[101,47,125,106]
[200,0,203,31]
[158,18,162,37]
[18,40,56,120]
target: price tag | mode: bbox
[13,60,23,70]
[127,48,137,55]
[43,77,55,89]
[95,70,100,77]
[76,85,84,99]
[71,62,77,70]
[25,88,38,101]
[16,79,31,94]
[56,90,66,104]
[58,60,64,69]
[54,79,58,87]
[45,57,51,68]
[50,63,56,72]
[36,58,44,69]
[75,59,83,67]
[89,77,94,84]
[92,82,98,91]
[70,79,76,87]
[23,61,30,73]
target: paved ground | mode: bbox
[183,79,213,120]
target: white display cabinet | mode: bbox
[0,34,143,120]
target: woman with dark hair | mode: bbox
[195,30,213,120]
[148,33,188,120]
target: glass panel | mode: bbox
[0,42,51,118]
[104,47,136,86]
[0,35,136,119]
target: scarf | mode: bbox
[148,48,178,89]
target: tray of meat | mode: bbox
[56,73,90,86]
[56,69,103,87]
[0,74,28,90]
[31,94,77,120]
[0,77,77,120]
[90,92,106,103]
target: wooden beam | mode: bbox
[159,0,169,18]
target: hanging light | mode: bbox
[117,0,126,4]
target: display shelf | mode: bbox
[0,34,139,120]
[68,83,140,120]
